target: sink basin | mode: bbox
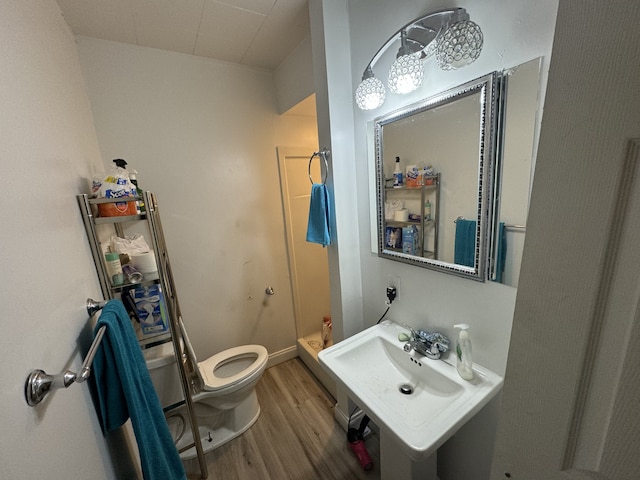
[318,321,503,461]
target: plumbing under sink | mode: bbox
[318,321,503,461]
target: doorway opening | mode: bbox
[277,145,335,397]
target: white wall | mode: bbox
[274,34,315,114]
[76,37,318,362]
[0,1,130,478]
[316,1,559,479]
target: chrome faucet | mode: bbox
[402,325,450,360]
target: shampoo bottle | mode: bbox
[424,199,432,221]
[454,324,473,380]
[105,250,124,286]
[393,157,403,188]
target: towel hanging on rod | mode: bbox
[25,298,108,407]
[306,148,332,246]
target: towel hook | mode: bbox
[308,148,330,185]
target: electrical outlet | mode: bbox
[386,286,397,304]
[387,275,400,301]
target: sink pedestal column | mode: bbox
[380,432,438,480]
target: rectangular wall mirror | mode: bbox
[374,72,499,281]
[490,57,541,288]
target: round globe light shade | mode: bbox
[435,20,483,71]
[388,53,424,94]
[355,76,386,110]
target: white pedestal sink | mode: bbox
[318,321,503,480]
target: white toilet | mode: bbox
[143,320,268,459]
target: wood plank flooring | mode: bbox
[183,358,380,480]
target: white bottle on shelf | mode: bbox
[393,157,403,188]
[424,199,432,221]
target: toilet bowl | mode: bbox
[144,320,268,459]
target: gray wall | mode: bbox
[0,1,125,477]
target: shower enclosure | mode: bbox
[277,146,335,397]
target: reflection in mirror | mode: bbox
[490,58,542,288]
[375,72,498,281]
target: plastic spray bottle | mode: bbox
[129,168,145,213]
[393,156,403,188]
[112,158,128,172]
[454,324,473,380]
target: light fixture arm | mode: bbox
[360,7,469,80]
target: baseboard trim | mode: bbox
[266,345,298,369]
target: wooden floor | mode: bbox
[183,358,380,480]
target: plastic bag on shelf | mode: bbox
[111,234,151,256]
[91,163,137,217]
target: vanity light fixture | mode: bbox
[355,7,483,111]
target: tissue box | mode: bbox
[130,284,169,336]
[402,225,420,255]
[385,226,402,249]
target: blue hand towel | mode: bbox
[306,183,332,246]
[92,300,186,480]
[454,219,477,267]
[492,222,507,283]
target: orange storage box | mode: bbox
[97,199,138,217]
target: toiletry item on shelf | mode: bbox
[422,164,436,185]
[405,164,420,188]
[424,199,432,221]
[393,157,403,188]
[92,159,138,217]
[416,162,425,186]
[128,168,145,213]
[394,208,409,222]
[105,250,124,286]
[385,226,402,249]
[385,199,404,220]
[130,250,157,274]
[454,324,473,380]
[130,284,169,336]
[402,225,419,255]
[122,263,144,284]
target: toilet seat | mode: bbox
[178,318,268,393]
[197,345,268,392]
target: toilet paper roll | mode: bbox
[394,208,409,222]
[130,251,157,274]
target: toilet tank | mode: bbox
[143,341,184,407]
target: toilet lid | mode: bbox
[198,345,268,391]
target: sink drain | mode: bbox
[399,384,413,395]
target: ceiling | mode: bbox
[56,0,311,70]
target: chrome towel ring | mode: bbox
[308,148,330,185]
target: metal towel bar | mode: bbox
[25,298,107,406]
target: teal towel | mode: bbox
[92,300,186,480]
[306,183,332,246]
[454,219,476,267]
[492,222,507,283]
